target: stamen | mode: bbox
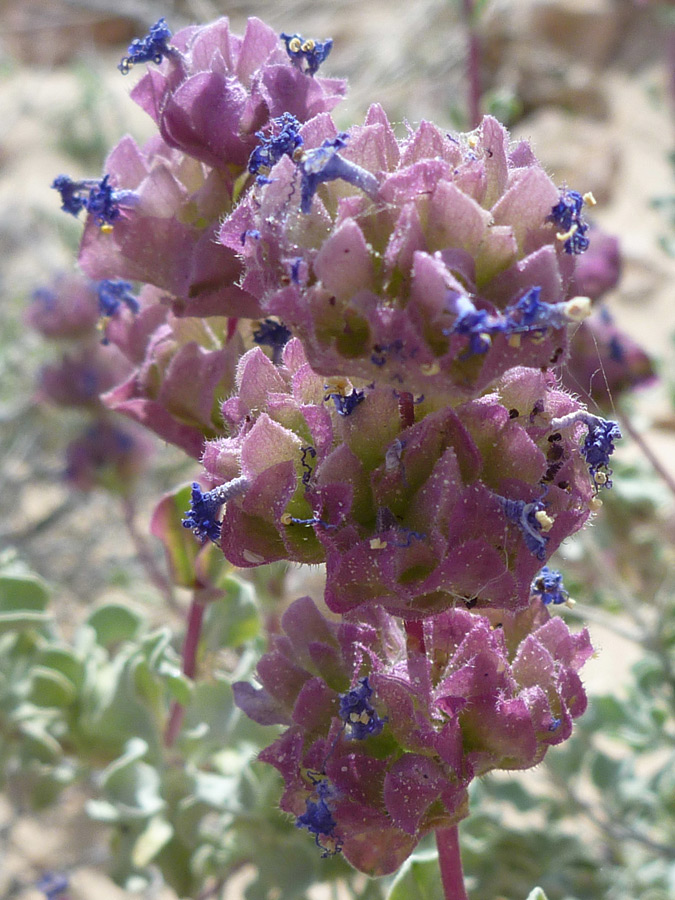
[280,31,333,75]
[118,18,173,74]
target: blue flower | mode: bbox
[182,482,224,543]
[118,18,173,74]
[51,175,137,228]
[97,280,140,316]
[253,318,292,364]
[530,567,569,605]
[296,777,341,856]
[280,32,333,75]
[338,677,386,740]
[297,135,379,213]
[550,411,621,490]
[325,388,365,416]
[36,872,69,900]
[548,189,591,255]
[181,477,250,543]
[497,494,551,560]
[582,417,621,489]
[248,114,303,184]
[445,288,591,357]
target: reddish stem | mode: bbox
[404,619,426,654]
[436,825,469,900]
[398,391,416,429]
[619,412,675,501]
[462,0,482,128]
[165,593,206,747]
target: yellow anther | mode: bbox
[100,223,114,234]
[289,37,302,53]
[594,471,608,486]
[370,537,388,550]
[301,39,315,52]
[556,223,578,243]
[583,191,597,207]
[280,513,294,526]
[534,510,555,533]
[589,496,603,512]
[564,296,592,322]
[565,597,577,609]
[324,376,351,396]
[508,333,521,349]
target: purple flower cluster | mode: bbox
[26,271,153,493]
[233,595,592,874]
[45,14,621,876]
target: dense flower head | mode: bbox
[101,286,243,459]
[563,305,656,410]
[65,418,153,493]
[37,345,130,409]
[196,338,599,617]
[569,225,621,301]
[25,272,100,339]
[220,111,590,400]
[126,17,345,170]
[77,134,257,320]
[234,595,593,875]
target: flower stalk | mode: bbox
[436,825,469,900]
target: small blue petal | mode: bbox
[297,134,379,213]
[97,279,140,316]
[338,677,386,740]
[280,32,333,75]
[326,388,365,416]
[248,113,303,179]
[531,566,569,605]
[498,495,549,560]
[253,318,292,363]
[181,482,224,543]
[549,189,590,255]
[119,18,173,74]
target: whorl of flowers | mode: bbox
[189,338,605,617]
[233,594,593,875]
[220,110,593,400]
[67,18,345,320]
[44,15,618,875]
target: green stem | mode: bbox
[436,825,469,900]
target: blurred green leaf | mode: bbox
[87,604,143,648]
[387,850,443,900]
